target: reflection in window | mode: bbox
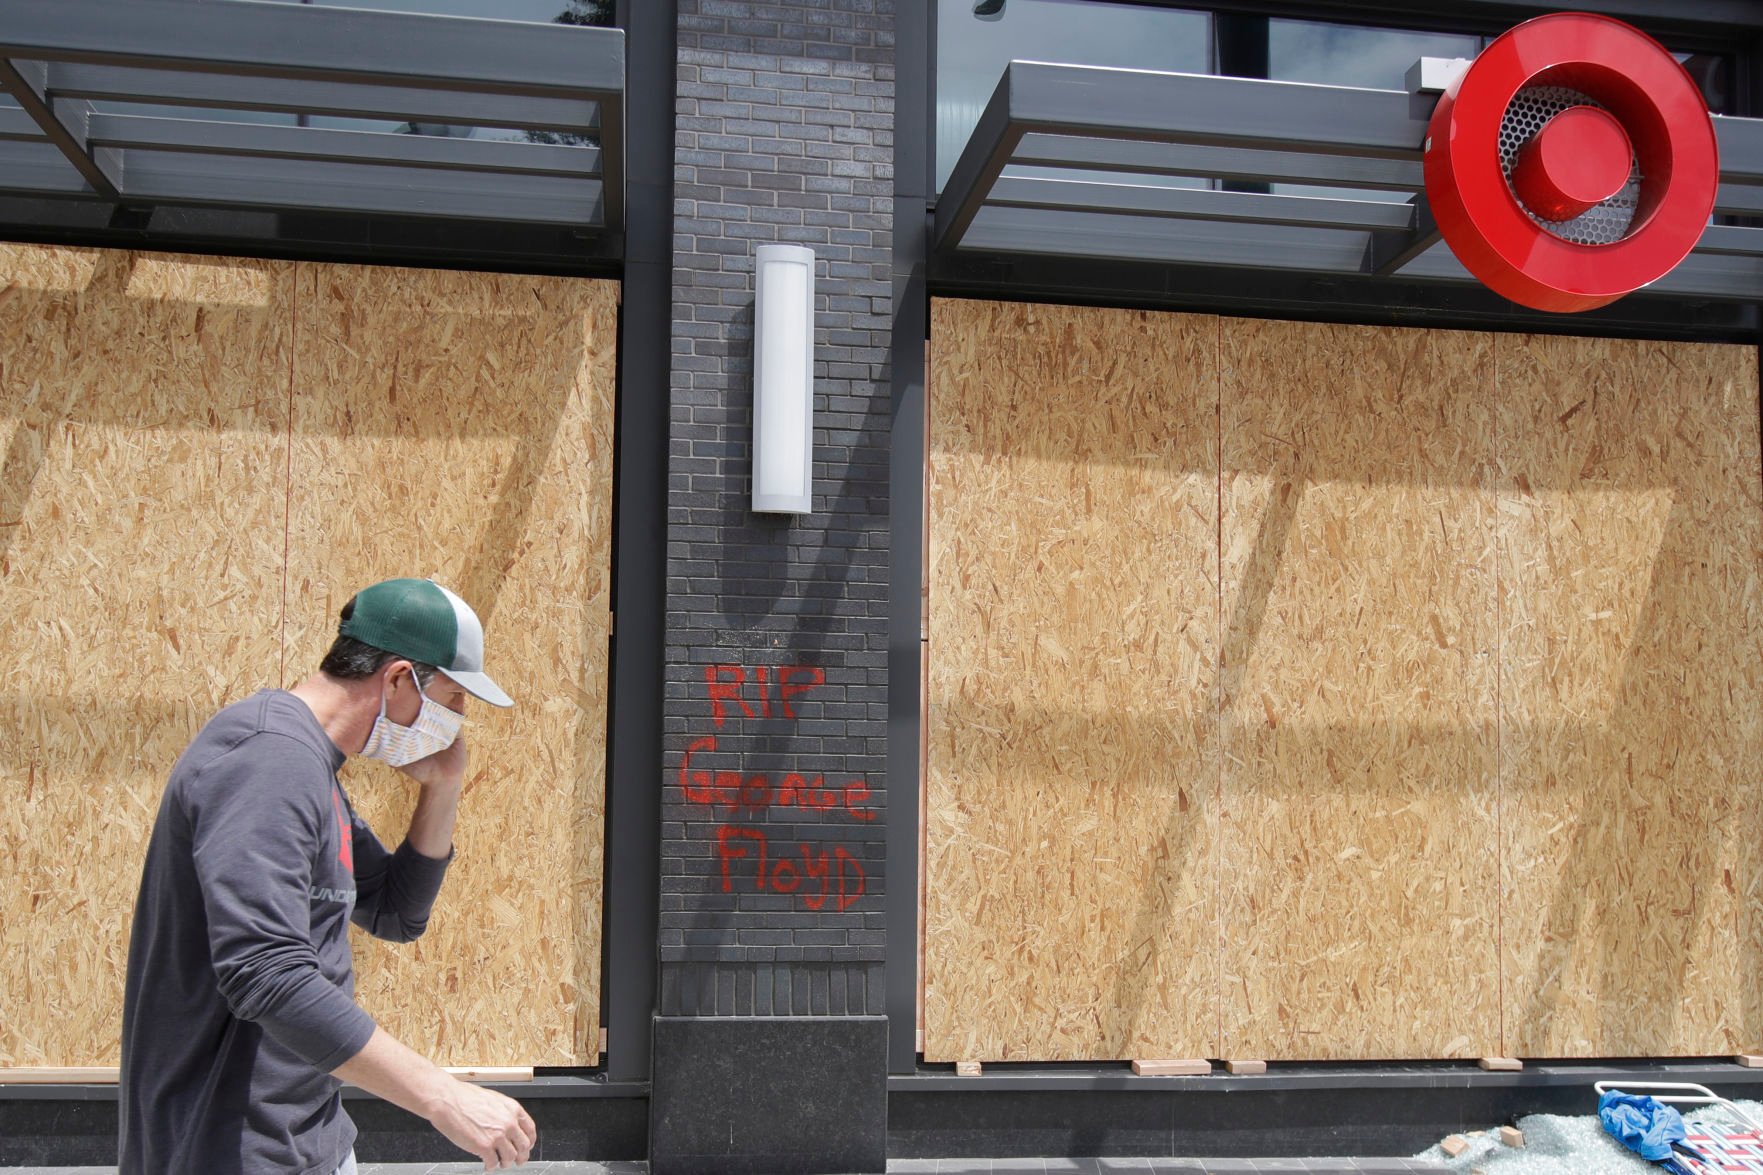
[258,0,611,23]
[936,0,1210,191]
[1267,19,1480,90]
[91,2,611,147]
[1678,54,1731,116]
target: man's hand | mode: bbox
[401,735,465,859]
[425,1075,537,1171]
[397,730,467,794]
[335,1029,538,1171]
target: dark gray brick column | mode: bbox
[651,3,894,1172]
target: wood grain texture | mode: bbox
[0,244,615,1069]
[925,302,1761,1062]
[1217,319,1500,1061]
[1497,334,1763,1058]
[0,246,292,1065]
[924,299,1221,1062]
[285,262,617,1066]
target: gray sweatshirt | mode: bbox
[119,690,452,1174]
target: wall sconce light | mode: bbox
[752,243,815,514]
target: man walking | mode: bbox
[119,578,536,1173]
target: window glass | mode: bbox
[1678,53,1731,115]
[936,0,1210,192]
[257,0,611,22]
[1268,19,1480,90]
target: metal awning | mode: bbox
[935,61,1763,301]
[0,0,623,237]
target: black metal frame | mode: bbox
[887,0,933,1079]
[0,0,624,236]
[603,0,669,1092]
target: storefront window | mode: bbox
[936,0,1211,192]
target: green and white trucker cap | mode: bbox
[340,578,513,708]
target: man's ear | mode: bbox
[381,659,416,692]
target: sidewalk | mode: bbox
[0,1160,1450,1174]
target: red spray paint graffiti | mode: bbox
[683,663,873,911]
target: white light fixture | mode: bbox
[752,243,815,514]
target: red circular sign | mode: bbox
[1423,12,1718,313]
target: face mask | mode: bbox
[358,671,464,767]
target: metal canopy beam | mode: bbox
[1007,63,1430,158]
[0,58,119,198]
[958,203,1763,301]
[934,65,1023,259]
[1361,198,1439,276]
[963,206,1376,272]
[0,106,42,141]
[47,65,602,135]
[0,0,624,100]
[86,114,600,179]
[1397,236,1763,301]
[988,176,1416,232]
[1012,135,1425,192]
[0,141,105,196]
[1714,115,1763,184]
[937,62,1431,252]
[116,152,601,225]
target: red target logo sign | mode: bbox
[1424,12,1718,313]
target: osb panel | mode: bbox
[924,299,1221,1062]
[1498,335,1763,1057]
[0,245,293,1065]
[1217,320,1500,1061]
[284,263,616,1066]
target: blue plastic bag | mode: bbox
[1599,1090,1687,1161]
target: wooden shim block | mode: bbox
[599,1028,609,1054]
[1131,1059,1210,1076]
[1499,1126,1524,1148]
[444,1067,534,1083]
[0,1067,119,1084]
[1441,1134,1470,1157]
[1738,1054,1763,1068]
[1478,1056,1523,1071]
[1224,1059,1267,1075]
[955,1061,983,1077]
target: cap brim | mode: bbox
[438,667,514,708]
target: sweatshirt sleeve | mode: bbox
[349,815,452,944]
[187,736,376,1072]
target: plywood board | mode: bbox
[0,246,293,1065]
[1497,334,1763,1057]
[1217,319,1500,1060]
[923,299,1221,1062]
[284,263,616,1066]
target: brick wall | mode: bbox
[660,0,896,1017]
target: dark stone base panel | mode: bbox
[650,1015,887,1175]
[0,1083,646,1166]
[0,1095,117,1167]
[349,1090,647,1163]
[887,1067,1763,1159]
